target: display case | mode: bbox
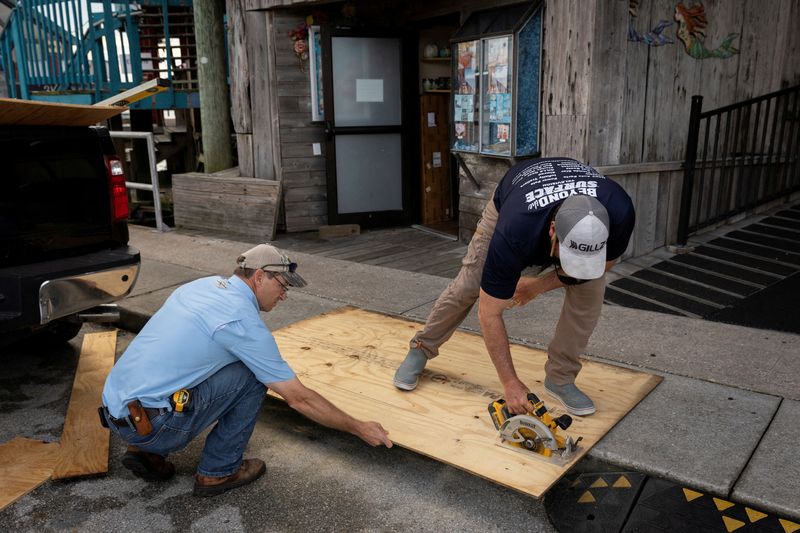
[451,2,542,158]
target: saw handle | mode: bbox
[527,393,573,430]
[554,414,572,430]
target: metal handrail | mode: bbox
[676,85,800,246]
[110,130,170,232]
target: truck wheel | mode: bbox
[35,319,84,345]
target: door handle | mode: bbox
[324,122,335,139]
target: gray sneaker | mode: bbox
[544,378,596,416]
[393,347,428,391]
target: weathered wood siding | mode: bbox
[273,11,328,232]
[586,0,800,166]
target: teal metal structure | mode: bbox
[0,0,199,109]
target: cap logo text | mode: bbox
[569,240,607,252]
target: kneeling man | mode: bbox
[102,244,392,497]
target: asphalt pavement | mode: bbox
[2,222,798,531]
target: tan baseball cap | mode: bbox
[237,244,307,288]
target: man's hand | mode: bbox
[355,420,393,447]
[268,377,393,448]
[509,273,563,308]
[503,377,532,414]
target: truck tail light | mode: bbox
[105,156,129,222]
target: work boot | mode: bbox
[544,378,596,416]
[393,347,428,391]
[193,458,266,497]
[121,446,176,481]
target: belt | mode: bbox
[106,406,167,428]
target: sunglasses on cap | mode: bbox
[260,262,298,273]
[551,258,590,286]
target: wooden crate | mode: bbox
[173,171,281,241]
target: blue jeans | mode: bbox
[109,362,266,477]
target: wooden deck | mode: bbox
[275,226,467,278]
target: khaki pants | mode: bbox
[410,198,607,385]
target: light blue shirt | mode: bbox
[102,275,295,418]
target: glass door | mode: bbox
[322,27,410,226]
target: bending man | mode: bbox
[393,157,635,416]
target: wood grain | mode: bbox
[271,308,661,498]
[172,172,281,241]
[0,98,124,126]
[51,330,117,480]
[0,438,60,511]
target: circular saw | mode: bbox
[488,393,582,465]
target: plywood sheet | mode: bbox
[0,438,60,511]
[0,97,124,126]
[51,330,117,480]
[272,308,661,498]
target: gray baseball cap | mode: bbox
[555,195,610,279]
[237,244,308,288]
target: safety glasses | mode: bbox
[261,262,298,273]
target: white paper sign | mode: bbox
[356,79,384,102]
[432,152,442,168]
[427,112,436,127]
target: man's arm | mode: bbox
[478,288,532,414]
[511,259,617,307]
[267,377,393,448]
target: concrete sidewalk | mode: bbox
[120,225,800,520]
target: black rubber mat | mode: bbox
[761,216,800,230]
[545,471,646,533]
[745,223,800,241]
[546,467,800,532]
[726,230,800,254]
[776,209,800,220]
[605,285,684,316]
[631,268,739,306]
[612,278,720,316]
[670,254,777,286]
[622,477,798,532]
[650,261,757,296]
[708,272,800,334]
[605,204,799,333]
[693,246,797,276]
[709,237,800,266]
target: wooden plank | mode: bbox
[0,98,124,126]
[271,308,662,499]
[541,115,587,160]
[51,330,117,480]
[595,161,683,176]
[0,438,60,511]
[633,171,660,256]
[586,0,628,165]
[246,10,277,180]
[226,0,252,133]
[542,1,593,117]
[237,133,255,177]
[173,173,281,240]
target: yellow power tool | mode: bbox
[488,393,582,464]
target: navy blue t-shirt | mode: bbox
[481,157,635,299]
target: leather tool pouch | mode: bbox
[127,400,154,436]
[98,407,109,429]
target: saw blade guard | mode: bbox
[500,414,559,452]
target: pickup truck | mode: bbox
[0,99,141,345]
